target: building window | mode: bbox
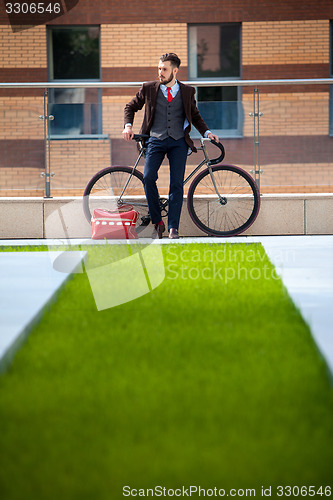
[188,23,242,137]
[48,26,102,137]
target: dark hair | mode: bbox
[160,53,181,69]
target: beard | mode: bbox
[159,72,174,85]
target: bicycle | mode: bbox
[83,135,260,237]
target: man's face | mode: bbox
[158,61,177,86]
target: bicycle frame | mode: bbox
[83,136,260,236]
[183,139,225,203]
[118,137,222,207]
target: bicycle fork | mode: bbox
[199,138,227,205]
[208,165,227,205]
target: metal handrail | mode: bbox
[2,77,332,197]
[0,78,332,89]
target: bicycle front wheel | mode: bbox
[83,166,149,226]
[187,165,260,236]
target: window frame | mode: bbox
[47,25,105,139]
[187,22,243,139]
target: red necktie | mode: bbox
[167,87,173,103]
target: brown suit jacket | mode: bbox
[124,80,209,152]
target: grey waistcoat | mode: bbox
[150,88,185,140]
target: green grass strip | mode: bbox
[0,243,332,500]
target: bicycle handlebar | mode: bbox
[133,134,150,142]
[132,134,225,165]
[208,139,225,165]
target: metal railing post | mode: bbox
[249,88,263,191]
[40,89,54,198]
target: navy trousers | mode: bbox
[143,136,188,230]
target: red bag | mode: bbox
[91,205,139,239]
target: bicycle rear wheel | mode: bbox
[187,165,260,236]
[83,166,150,229]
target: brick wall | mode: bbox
[0,25,47,68]
[0,139,111,196]
[0,2,332,196]
[242,93,330,137]
[243,20,329,66]
[0,97,45,139]
[2,0,331,25]
[0,24,47,194]
[0,166,45,197]
[101,23,188,68]
[49,139,111,196]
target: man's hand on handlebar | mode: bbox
[122,124,134,141]
[207,132,219,143]
[122,126,219,144]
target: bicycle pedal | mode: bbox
[140,215,151,226]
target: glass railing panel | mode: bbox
[47,98,132,196]
[196,100,244,137]
[257,92,333,193]
[1,83,332,197]
[0,95,45,196]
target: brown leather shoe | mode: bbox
[154,221,165,239]
[168,228,179,239]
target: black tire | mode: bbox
[83,166,150,231]
[187,164,260,236]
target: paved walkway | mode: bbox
[0,250,85,371]
[0,236,332,375]
[255,236,333,374]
